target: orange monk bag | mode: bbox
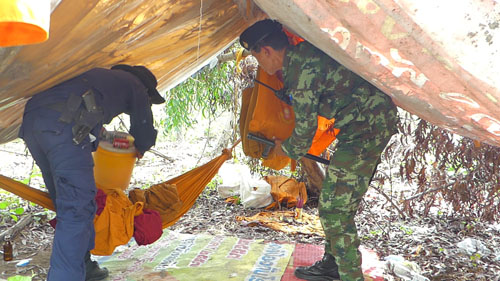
[239,66,339,170]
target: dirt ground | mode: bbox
[1,116,500,281]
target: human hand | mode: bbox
[136,150,144,159]
[273,139,287,157]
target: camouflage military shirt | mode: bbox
[278,41,397,160]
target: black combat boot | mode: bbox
[85,251,109,281]
[294,252,340,281]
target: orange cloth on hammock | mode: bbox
[129,182,183,226]
[92,146,236,253]
[92,190,143,255]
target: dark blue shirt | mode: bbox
[24,68,157,153]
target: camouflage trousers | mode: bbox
[319,102,398,281]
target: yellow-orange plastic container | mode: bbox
[93,139,136,194]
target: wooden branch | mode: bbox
[361,198,389,236]
[404,182,454,201]
[371,185,406,219]
[0,214,33,241]
[0,149,30,157]
[146,148,175,162]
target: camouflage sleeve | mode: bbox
[281,67,320,160]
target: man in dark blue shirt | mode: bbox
[19,65,164,281]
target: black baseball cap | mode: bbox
[111,64,165,104]
[240,19,282,51]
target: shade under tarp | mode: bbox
[0,0,499,147]
[0,0,264,143]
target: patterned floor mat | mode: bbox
[94,230,294,281]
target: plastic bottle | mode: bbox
[3,235,13,261]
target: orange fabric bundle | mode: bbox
[129,182,183,226]
[264,175,308,209]
[309,117,340,156]
[92,190,143,256]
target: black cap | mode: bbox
[240,19,282,51]
[111,64,165,104]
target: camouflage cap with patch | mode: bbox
[239,19,282,51]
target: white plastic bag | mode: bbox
[217,164,246,198]
[239,176,273,208]
[216,163,273,208]
[457,238,492,256]
[384,255,429,281]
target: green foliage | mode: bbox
[361,229,383,240]
[245,157,303,180]
[369,229,383,236]
[230,195,241,205]
[206,174,223,192]
[469,253,481,267]
[20,171,42,185]
[0,194,24,223]
[161,62,235,134]
[399,225,414,235]
[7,275,34,281]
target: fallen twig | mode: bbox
[0,214,33,241]
[147,148,175,162]
[404,183,453,201]
[361,198,389,236]
[371,184,406,219]
[0,149,30,157]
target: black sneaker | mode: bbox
[85,252,109,281]
[294,253,340,281]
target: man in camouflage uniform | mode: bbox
[240,20,398,281]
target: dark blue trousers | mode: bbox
[20,107,97,281]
